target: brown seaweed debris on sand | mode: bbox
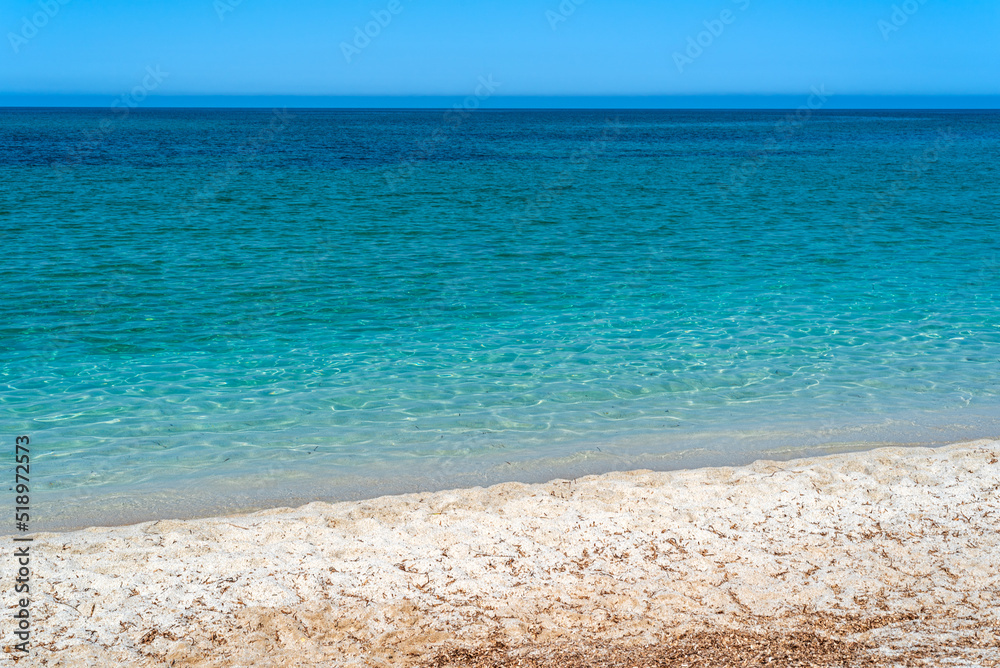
[418,624,995,668]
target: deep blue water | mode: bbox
[2,108,999,530]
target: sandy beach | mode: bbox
[6,439,999,667]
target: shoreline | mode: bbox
[31,411,1000,533]
[9,438,1000,666]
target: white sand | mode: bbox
[5,439,999,667]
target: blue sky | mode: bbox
[1,0,998,104]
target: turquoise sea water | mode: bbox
[2,109,999,530]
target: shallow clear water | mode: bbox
[2,109,999,530]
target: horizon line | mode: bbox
[3,93,1000,111]
[3,107,999,112]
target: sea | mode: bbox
[2,108,999,530]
